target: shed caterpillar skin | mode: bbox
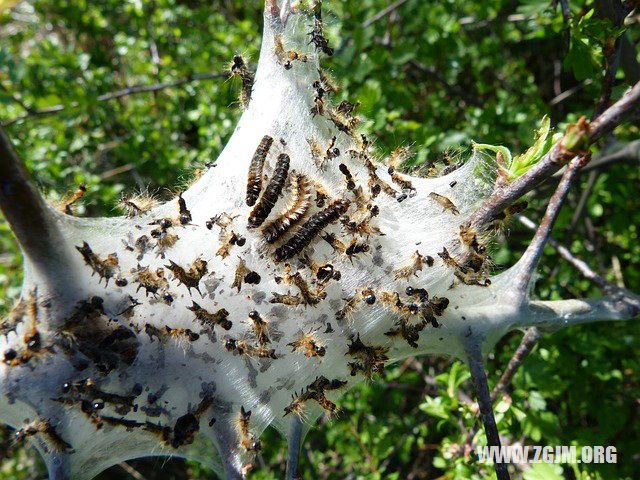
[274,33,308,69]
[246,135,274,207]
[248,153,290,228]
[394,250,434,280]
[270,291,304,306]
[76,242,120,286]
[165,258,207,296]
[247,310,271,346]
[187,302,232,331]
[262,172,312,243]
[429,192,460,215]
[274,199,350,262]
[225,338,278,360]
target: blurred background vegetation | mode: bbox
[0,0,639,479]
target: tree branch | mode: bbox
[48,452,71,480]
[1,71,228,127]
[523,295,640,331]
[362,0,410,29]
[517,214,635,298]
[465,342,510,480]
[511,155,588,301]
[0,127,73,283]
[286,416,303,480]
[469,80,640,231]
[461,327,542,456]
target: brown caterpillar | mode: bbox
[274,199,350,262]
[230,55,254,109]
[246,135,274,207]
[63,184,86,215]
[262,172,312,243]
[248,153,290,228]
[236,406,261,452]
[308,0,333,55]
[15,420,71,452]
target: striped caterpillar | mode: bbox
[262,172,311,243]
[274,199,350,262]
[248,153,290,228]
[246,135,274,207]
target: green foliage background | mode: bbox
[0,0,639,478]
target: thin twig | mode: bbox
[302,445,318,479]
[349,421,377,473]
[517,215,619,294]
[118,462,147,480]
[565,169,598,240]
[469,80,640,232]
[1,71,228,127]
[559,0,571,51]
[362,0,410,28]
[549,79,593,106]
[466,342,511,480]
[511,155,589,301]
[286,416,303,480]
[490,328,542,403]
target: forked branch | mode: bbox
[511,155,590,301]
[470,81,640,231]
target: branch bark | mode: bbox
[511,155,589,301]
[466,341,510,480]
[461,327,542,455]
[523,295,640,331]
[0,127,73,284]
[286,416,303,480]
[1,71,228,127]
[469,81,640,231]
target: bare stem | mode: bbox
[1,72,228,127]
[466,342,511,480]
[511,156,588,301]
[286,416,303,480]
